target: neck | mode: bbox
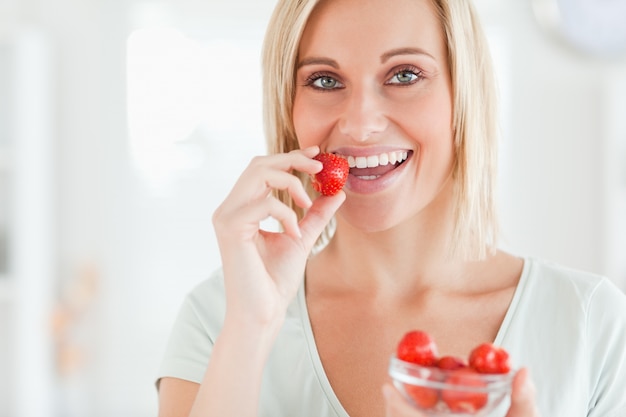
[313,199,468,297]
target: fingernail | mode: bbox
[304,145,319,153]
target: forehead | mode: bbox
[299,0,446,61]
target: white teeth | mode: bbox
[346,151,408,168]
[355,156,367,168]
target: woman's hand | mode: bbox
[382,368,540,417]
[183,146,343,417]
[505,368,540,417]
[212,146,345,327]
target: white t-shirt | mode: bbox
[157,257,626,416]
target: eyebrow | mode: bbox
[296,47,436,70]
[380,47,436,63]
[296,57,340,70]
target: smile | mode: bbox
[345,151,409,169]
[340,150,412,183]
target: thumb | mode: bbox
[506,368,540,417]
[298,191,345,251]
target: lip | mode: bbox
[331,145,412,158]
[344,150,414,194]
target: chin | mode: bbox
[337,199,409,234]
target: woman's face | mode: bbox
[293,0,455,232]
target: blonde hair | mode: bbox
[261,0,500,260]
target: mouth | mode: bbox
[343,150,412,180]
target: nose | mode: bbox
[337,85,388,142]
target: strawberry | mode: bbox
[441,369,489,413]
[405,384,439,410]
[437,355,468,371]
[396,330,439,366]
[468,343,511,374]
[312,153,349,196]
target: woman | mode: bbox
[156,0,626,416]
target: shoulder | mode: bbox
[186,268,226,305]
[525,257,603,287]
[523,257,625,309]
[509,256,626,337]
[507,258,626,414]
[179,268,227,340]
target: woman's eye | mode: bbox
[309,75,342,90]
[388,70,421,85]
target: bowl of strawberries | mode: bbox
[388,330,514,416]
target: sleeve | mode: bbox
[155,281,220,388]
[586,278,626,417]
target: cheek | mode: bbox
[292,95,315,148]
[429,104,455,162]
[420,121,456,171]
[292,94,336,148]
[426,91,453,140]
[396,98,453,149]
[398,98,455,175]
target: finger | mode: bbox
[245,196,302,239]
[261,170,313,209]
[506,368,540,417]
[227,150,322,206]
[216,196,301,242]
[266,146,323,175]
[296,145,321,160]
[382,383,425,417]
[298,191,346,251]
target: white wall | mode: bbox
[482,1,626,287]
[0,0,624,416]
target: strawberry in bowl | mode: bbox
[388,330,515,415]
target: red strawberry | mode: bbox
[437,355,468,371]
[396,330,439,366]
[312,153,349,196]
[441,369,488,413]
[468,343,511,374]
[405,384,439,410]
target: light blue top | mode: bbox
[157,257,626,416]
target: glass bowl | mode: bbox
[388,356,514,416]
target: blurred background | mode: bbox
[0,0,624,416]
